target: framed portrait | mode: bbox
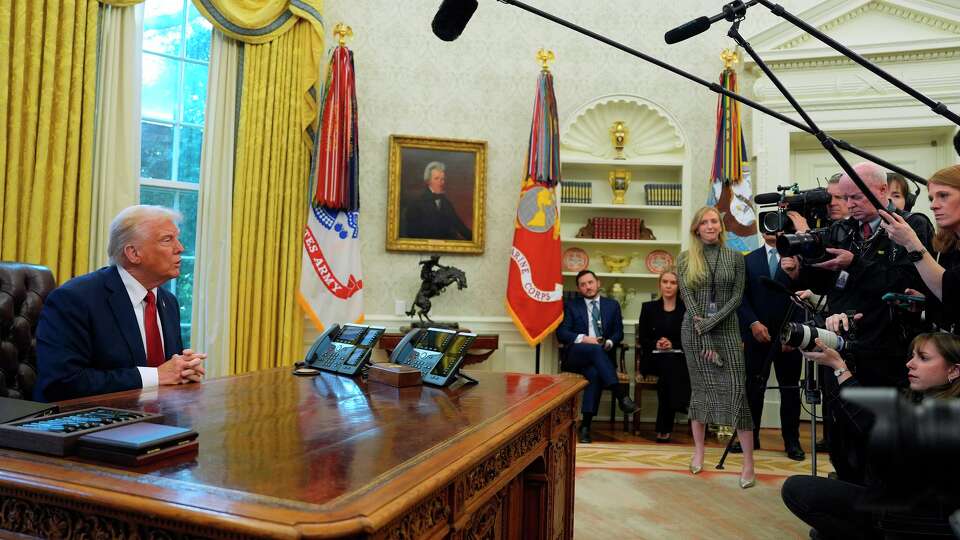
[386,135,486,253]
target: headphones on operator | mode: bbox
[887,172,920,212]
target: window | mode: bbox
[140,0,212,348]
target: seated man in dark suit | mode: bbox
[735,232,805,461]
[556,270,637,443]
[34,205,206,402]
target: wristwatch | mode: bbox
[907,248,927,263]
[834,366,848,378]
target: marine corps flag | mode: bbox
[299,38,364,331]
[506,59,564,346]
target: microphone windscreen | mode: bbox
[664,16,710,45]
[432,0,479,42]
[754,192,783,205]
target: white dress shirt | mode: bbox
[117,265,162,389]
[575,296,613,349]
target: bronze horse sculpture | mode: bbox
[406,256,467,324]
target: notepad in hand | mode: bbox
[76,422,198,466]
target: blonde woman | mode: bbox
[677,206,754,488]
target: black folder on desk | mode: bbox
[0,396,58,424]
[76,422,198,466]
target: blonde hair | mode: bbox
[683,206,725,288]
[910,332,960,399]
[927,165,960,253]
[657,268,679,300]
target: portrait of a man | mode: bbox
[387,135,486,253]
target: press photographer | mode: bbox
[880,164,960,333]
[780,332,960,539]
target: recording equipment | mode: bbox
[663,0,755,44]
[390,327,478,386]
[431,0,479,41]
[781,322,851,352]
[756,184,832,234]
[303,323,386,377]
[776,228,832,263]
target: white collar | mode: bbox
[116,265,158,305]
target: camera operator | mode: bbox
[785,172,850,233]
[880,164,960,333]
[780,333,960,539]
[791,162,934,389]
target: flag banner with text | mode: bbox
[506,69,563,346]
[299,45,363,331]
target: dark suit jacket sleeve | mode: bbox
[555,300,579,345]
[738,252,759,332]
[34,287,143,402]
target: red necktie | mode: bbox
[144,291,165,367]
[861,222,872,239]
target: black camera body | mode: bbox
[756,184,832,235]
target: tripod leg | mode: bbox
[716,429,737,470]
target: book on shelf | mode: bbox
[643,183,681,206]
[561,181,593,204]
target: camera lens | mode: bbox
[782,322,846,351]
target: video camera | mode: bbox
[755,183,832,235]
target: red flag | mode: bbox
[506,70,563,346]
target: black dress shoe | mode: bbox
[578,424,592,444]
[815,439,829,453]
[786,445,806,461]
[618,396,638,415]
[729,440,743,454]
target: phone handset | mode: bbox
[305,324,340,365]
[390,328,421,364]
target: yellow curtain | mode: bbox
[190,0,323,374]
[0,0,98,283]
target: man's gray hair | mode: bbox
[827,173,843,185]
[107,205,182,266]
[423,161,446,182]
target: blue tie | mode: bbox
[591,300,602,337]
[768,249,779,278]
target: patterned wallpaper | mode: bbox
[320,0,820,321]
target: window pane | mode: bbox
[185,2,212,62]
[175,189,199,255]
[140,185,176,208]
[182,62,208,125]
[177,126,203,183]
[140,121,174,180]
[143,0,183,56]
[142,54,180,122]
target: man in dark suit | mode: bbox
[34,205,206,402]
[401,161,472,240]
[735,232,805,461]
[556,270,637,443]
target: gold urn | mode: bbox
[599,253,634,273]
[605,282,636,310]
[608,169,631,205]
[610,121,628,160]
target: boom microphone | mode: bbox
[664,0,755,45]
[432,0,479,42]
[754,192,783,205]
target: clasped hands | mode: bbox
[580,336,613,351]
[158,349,207,385]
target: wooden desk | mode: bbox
[0,369,584,539]
[378,333,500,365]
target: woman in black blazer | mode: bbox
[638,270,689,442]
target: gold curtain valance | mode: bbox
[97,0,144,6]
[191,0,323,45]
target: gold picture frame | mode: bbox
[386,135,486,253]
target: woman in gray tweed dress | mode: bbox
[677,206,755,488]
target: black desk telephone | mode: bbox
[304,323,386,376]
[389,327,478,387]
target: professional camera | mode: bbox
[775,227,832,263]
[843,387,960,507]
[755,183,832,235]
[781,321,854,352]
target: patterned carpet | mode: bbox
[574,442,833,539]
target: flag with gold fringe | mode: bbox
[506,61,564,346]
[298,39,364,331]
[707,51,758,252]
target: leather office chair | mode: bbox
[0,262,56,399]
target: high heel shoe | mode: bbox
[689,459,703,475]
[739,475,756,489]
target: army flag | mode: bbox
[506,67,564,346]
[707,55,758,252]
[299,44,364,331]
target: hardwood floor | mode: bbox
[589,420,825,455]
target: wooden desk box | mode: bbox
[368,363,422,387]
